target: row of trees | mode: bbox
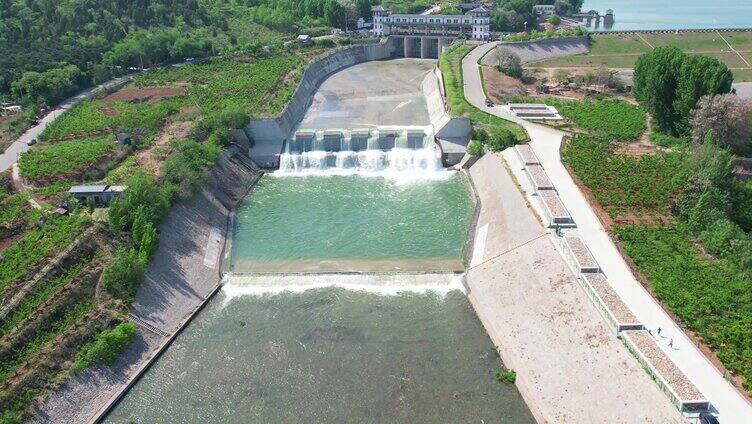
[634,46,734,136]
[1,0,359,106]
[491,0,583,32]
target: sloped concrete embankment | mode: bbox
[480,36,589,65]
[246,40,398,167]
[31,147,262,424]
[463,153,683,423]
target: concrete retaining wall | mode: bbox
[481,36,589,65]
[246,40,397,167]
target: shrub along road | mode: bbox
[463,41,752,422]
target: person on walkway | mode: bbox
[657,327,661,336]
[669,338,673,348]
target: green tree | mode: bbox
[634,46,732,135]
[101,248,146,299]
[109,173,169,231]
[634,46,684,134]
[355,0,372,19]
[548,15,561,26]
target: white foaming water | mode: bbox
[221,273,465,303]
[275,148,452,181]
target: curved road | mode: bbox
[0,76,132,173]
[463,41,752,422]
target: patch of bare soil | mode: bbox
[481,66,526,103]
[104,86,185,103]
[136,120,193,176]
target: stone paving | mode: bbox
[464,153,683,423]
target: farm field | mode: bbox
[0,49,312,422]
[532,31,752,82]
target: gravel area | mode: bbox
[525,164,554,190]
[564,236,599,272]
[538,189,571,223]
[515,144,540,165]
[581,273,639,325]
[31,148,261,423]
[623,330,706,402]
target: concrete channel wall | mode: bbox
[246,38,470,168]
[246,40,397,167]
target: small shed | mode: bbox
[297,34,312,47]
[68,185,126,207]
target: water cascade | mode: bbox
[277,128,447,179]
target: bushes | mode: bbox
[486,127,517,151]
[109,173,169,231]
[467,140,484,156]
[495,48,522,79]
[73,323,137,371]
[163,139,221,197]
[101,248,146,299]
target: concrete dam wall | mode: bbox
[246,40,398,167]
[246,38,469,168]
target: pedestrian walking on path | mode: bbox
[669,338,673,349]
[657,327,661,336]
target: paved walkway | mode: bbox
[465,153,682,423]
[463,41,752,422]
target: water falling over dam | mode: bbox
[277,128,447,178]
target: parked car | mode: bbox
[25,138,36,146]
[485,98,493,107]
[699,412,720,424]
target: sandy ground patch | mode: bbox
[136,120,193,176]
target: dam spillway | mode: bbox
[278,128,443,177]
[105,58,533,422]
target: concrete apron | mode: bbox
[461,153,683,423]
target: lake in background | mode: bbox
[582,0,752,31]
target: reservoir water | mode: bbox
[582,0,752,31]
[105,59,535,422]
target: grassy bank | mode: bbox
[533,32,752,82]
[439,43,527,141]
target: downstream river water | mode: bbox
[582,0,752,31]
[104,59,536,422]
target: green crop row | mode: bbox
[562,135,690,214]
[18,136,117,184]
[0,193,28,229]
[42,98,183,141]
[0,301,95,382]
[0,215,88,293]
[616,223,752,390]
[0,252,98,338]
[135,56,302,117]
[554,98,646,141]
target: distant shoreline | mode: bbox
[589,27,752,34]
